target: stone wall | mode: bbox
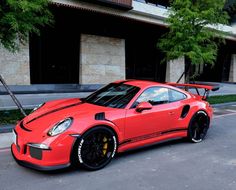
[229,54,236,82]
[80,34,126,84]
[165,57,185,83]
[0,45,30,85]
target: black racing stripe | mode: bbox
[119,139,132,146]
[20,121,32,132]
[119,128,188,146]
[26,102,82,124]
[161,128,188,135]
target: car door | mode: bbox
[124,87,174,141]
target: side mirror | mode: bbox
[135,102,152,113]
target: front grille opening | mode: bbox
[29,147,42,160]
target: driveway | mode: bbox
[0,106,236,190]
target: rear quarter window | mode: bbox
[169,89,187,102]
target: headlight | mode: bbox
[48,118,73,136]
[31,103,45,113]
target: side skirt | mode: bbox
[118,128,187,153]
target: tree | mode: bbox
[0,0,53,116]
[158,0,229,83]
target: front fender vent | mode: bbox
[95,112,106,120]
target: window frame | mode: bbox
[85,83,141,109]
[130,86,187,109]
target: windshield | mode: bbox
[84,83,140,108]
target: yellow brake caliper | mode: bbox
[103,136,108,155]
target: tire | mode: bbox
[187,111,210,143]
[72,126,117,171]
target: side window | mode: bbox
[169,89,187,102]
[132,87,169,107]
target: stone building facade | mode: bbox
[0,45,30,85]
[1,0,236,86]
[80,34,125,84]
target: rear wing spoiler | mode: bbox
[167,82,220,100]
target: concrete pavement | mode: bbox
[0,113,236,190]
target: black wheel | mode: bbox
[72,127,117,171]
[187,111,209,143]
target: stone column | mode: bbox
[80,34,126,84]
[0,44,30,85]
[229,54,236,82]
[165,57,185,83]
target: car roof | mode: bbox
[113,80,190,96]
[113,80,167,88]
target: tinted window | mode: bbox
[132,87,169,107]
[85,83,140,108]
[169,89,186,102]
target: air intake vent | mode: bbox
[95,112,106,120]
[181,105,190,118]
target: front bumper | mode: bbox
[11,144,70,171]
[11,126,78,171]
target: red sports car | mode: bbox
[11,80,217,171]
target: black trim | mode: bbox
[29,146,42,160]
[119,128,188,146]
[26,102,82,124]
[95,112,106,120]
[11,145,70,171]
[94,112,116,125]
[118,79,135,85]
[181,105,190,119]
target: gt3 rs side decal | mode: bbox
[119,128,188,146]
[112,136,117,158]
[26,102,83,124]
[78,139,84,163]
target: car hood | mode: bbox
[21,98,113,131]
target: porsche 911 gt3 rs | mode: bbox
[11,80,217,171]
